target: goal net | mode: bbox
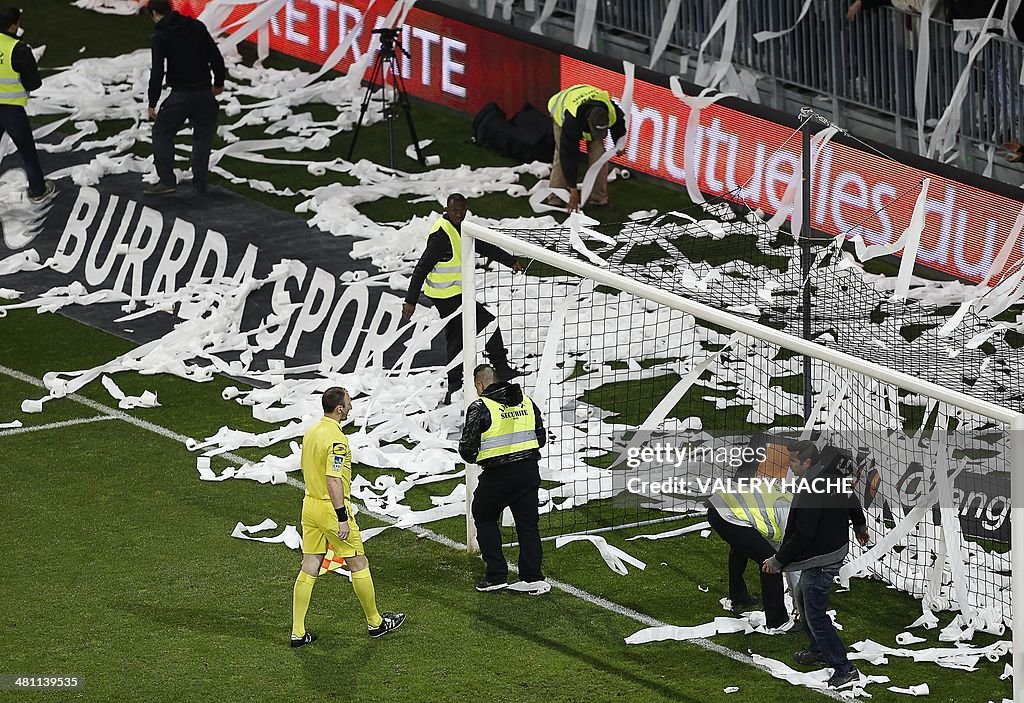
[459,209,1023,661]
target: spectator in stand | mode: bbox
[948,0,1024,162]
[847,0,931,21]
[949,0,1024,35]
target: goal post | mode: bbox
[461,227,480,553]
[1013,411,1024,703]
[460,220,1024,700]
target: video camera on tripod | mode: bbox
[348,26,425,168]
[370,27,401,59]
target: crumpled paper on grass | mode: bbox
[231,518,301,550]
[555,534,645,575]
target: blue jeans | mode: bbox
[795,563,852,674]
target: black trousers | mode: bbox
[472,461,543,583]
[0,105,45,196]
[707,507,788,628]
[152,89,219,189]
[431,295,509,394]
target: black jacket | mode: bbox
[149,11,226,107]
[405,215,517,305]
[862,0,1024,36]
[1,31,41,93]
[459,382,546,469]
[557,101,627,188]
[772,459,868,572]
[949,0,1024,36]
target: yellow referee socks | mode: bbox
[351,568,383,628]
[292,571,317,638]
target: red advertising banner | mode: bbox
[175,0,1022,283]
[562,56,1022,283]
[174,0,559,115]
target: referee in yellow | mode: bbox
[291,386,405,647]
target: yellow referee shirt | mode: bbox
[300,417,351,501]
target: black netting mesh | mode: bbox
[472,189,1016,630]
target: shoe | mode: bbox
[475,578,508,592]
[143,181,177,195]
[827,668,861,689]
[290,632,318,648]
[368,612,406,638]
[543,195,566,207]
[587,198,609,207]
[28,180,57,205]
[730,594,760,610]
[789,619,806,633]
[793,649,825,666]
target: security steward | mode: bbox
[459,364,546,592]
[0,7,54,204]
[403,192,523,405]
[547,84,627,212]
[707,484,793,629]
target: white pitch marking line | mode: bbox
[0,414,116,437]
[284,475,842,699]
[0,364,250,464]
[0,363,841,700]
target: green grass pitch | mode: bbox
[0,2,1012,701]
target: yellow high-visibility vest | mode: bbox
[0,33,28,107]
[710,489,792,544]
[547,84,618,141]
[424,216,462,300]
[476,395,540,462]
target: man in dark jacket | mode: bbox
[0,8,54,204]
[763,441,869,690]
[145,0,225,195]
[402,193,523,405]
[459,364,546,593]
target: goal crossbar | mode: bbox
[460,221,1024,702]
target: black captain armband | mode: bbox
[336,505,348,522]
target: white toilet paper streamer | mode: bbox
[887,683,929,696]
[693,0,739,89]
[895,632,927,646]
[100,375,159,410]
[16,19,1024,646]
[626,521,710,541]
[231,518,302,551]
[555,534,646,575]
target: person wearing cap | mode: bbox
[547,84,627,212]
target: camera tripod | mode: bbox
[347,28,425,169]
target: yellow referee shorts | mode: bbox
[301,497,364,557]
